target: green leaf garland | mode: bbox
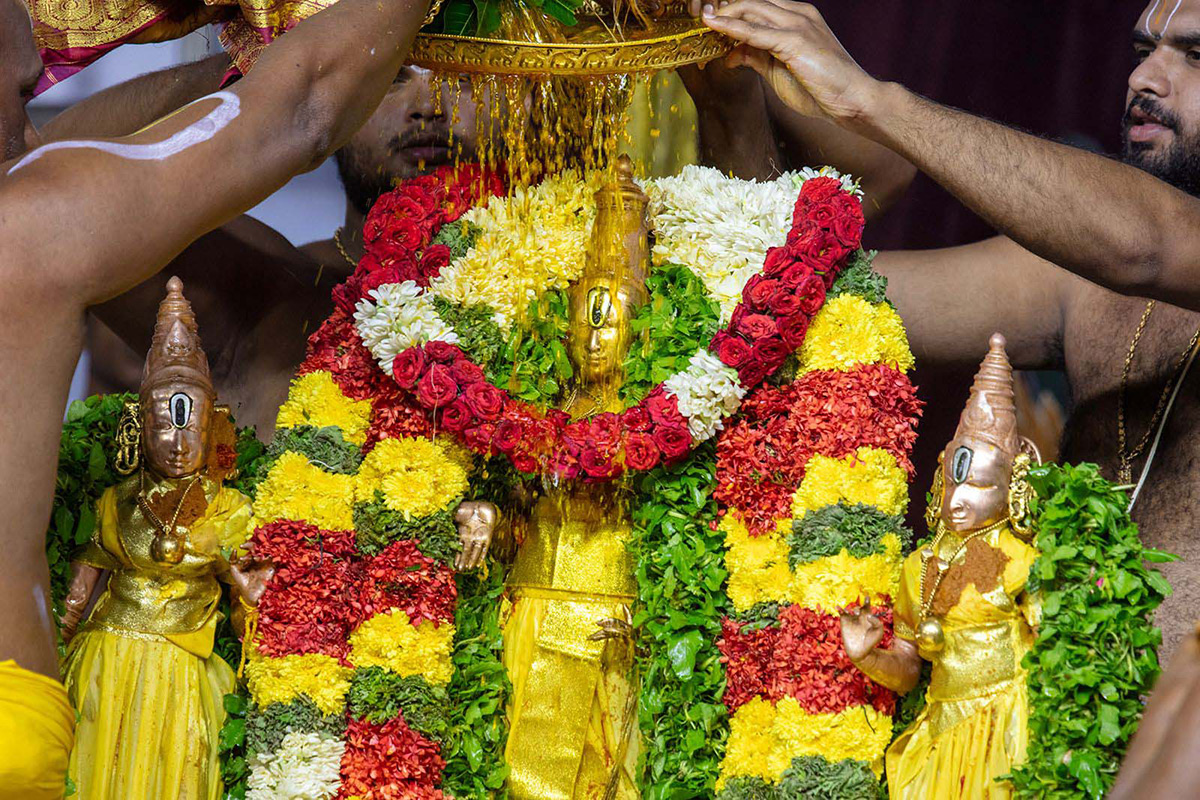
[788,503,912,568]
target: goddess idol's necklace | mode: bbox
[915,517,1009,653]
[138,471,201,565]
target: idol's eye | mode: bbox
[169,393,193,428]
[586,287,612,328]
[951,446,973,484]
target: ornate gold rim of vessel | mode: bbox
[408,22,732,76]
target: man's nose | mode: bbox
[408,69,446,123]
[1130,52,1171,99]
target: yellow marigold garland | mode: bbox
[798,294,915,375]
[250,450,356,531]
[245,650,352,716]
[791,447,909,519]
[353,436,469,518]
[275,370,373,446]
[348,608,455,685]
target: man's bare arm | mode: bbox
[39,54,230,141]
[877,236,1069,372]
[703,1,1200,311]
[1,0,429,308]
[680,63,782,180]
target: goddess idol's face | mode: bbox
[567,279,639,386]
[141,384,213,479]
[940,435,1013,533]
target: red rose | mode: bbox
[392,348,427,389]
[796,275,827,314]
[590,412,621,446]
[464,423,496,453]
[744,277,781,310]
[809,200,839,227]
[794,230,836,271]
[418,244,452,281]
[361,264,412,295]
[728,304,749,334]
[463,382,505,421]
[623,432,661,471]
[738,313,778,341]
[580,446,617,479]
[396,194,433,222]
[645,391,682,428]
[753,335,790,369]
[385,218,426,252]
[512,452,539,474]
[713,332,753,368]
[738,358,769,388]
[450,358,486,385]
[549,448,581,480]
[832,213,864,250]
[424,341,460,363]
[770,291,803,318]
[415,363,459,409]
[652,424,691,460]
[779,262,814,288]
[762,247,793,278]
[798,176,843,206]
[332,276,365,314]
[621,406,652,432]
[405,184,440,216]
[494,419,522,453]
[779,314,810,349]
[440,399,474,432]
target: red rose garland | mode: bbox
[340,173,866,480]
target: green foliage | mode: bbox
[243,696,347,760]
[716,756,882,799]
[353,492,461,564]
[229,425,270,499]
[348,667,455,745]
[729,602,783,632]
[491,289,573,408]
[432,220,481,261]
[631,441,731,799]
[219,693,250,799]
[432,296,507,375]
[788,503,912,567]
[266,425,363,475]
[467,454,530,505]
[622,263,722,405]
[442,563,512,798]
[50,394,134,612]
[1009,463,1174,800]
[828,250,888,305]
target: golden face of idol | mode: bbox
[141,384,212,479]
[940,434,1013,533]
[567,279,639,386]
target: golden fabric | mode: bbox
[888,523,1037,800]
[64,475,251,800]
[0,660,74,800]
[503,487,638,800]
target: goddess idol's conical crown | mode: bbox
[953,332,1019,458]
[140,276,214,398]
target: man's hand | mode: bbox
[701,0,882,125]
[839,605,886,662]
[454,501,498,572]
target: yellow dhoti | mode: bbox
[0,660,74,800]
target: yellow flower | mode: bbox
[792,447,908,519]
[251,451,355,530]
[429,172,599,329]
[245,651,351,716]
[354,436,469,518]
[723,513,903,612]
[348,609,455,685]
[719,696,892,786]
[798,294,915,375]
[276,371,373,446]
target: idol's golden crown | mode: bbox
[140,276,214,398]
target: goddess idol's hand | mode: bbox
[454,501,498,571]
[839,604,886,662]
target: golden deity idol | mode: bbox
[840,333,1041,800]
[500,156,647,799]
[59,278,269,800]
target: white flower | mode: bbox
[795,165,863,198]
[354,280,458,374]
[663,349,746,442]
[645,166,803,322]
[247,731,345,800]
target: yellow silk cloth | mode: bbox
[888,523,1038,800]
[0,660,74,800]
[64,475,251,800]
[502,487,639,800]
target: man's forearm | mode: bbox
[857,83,1200,308]
[40,54,230,142]
[690,78,781,179]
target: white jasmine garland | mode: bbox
[354,280,458,374]
[246,731,345,800]
[663,349,747,442]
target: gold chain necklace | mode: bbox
[333,228,358,269]
[918,517,1008,622]
[138,471,200,540]
[1117,300,1200,483]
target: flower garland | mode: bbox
[343,172,866,481]
[712,252,922,796]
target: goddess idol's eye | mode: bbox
[169,393,193,428]
[586,286,612,328]
[951,446,973,484]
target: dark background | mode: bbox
[818,0,1148,251]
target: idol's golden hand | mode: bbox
[700,0,884,126]
[840,604,922,694]
[454,501,498,572]
[840,605,886,662]
[61,562,103,644]
[589,605,634,643]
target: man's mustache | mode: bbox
[1124,95,1180,133]
[389,127,455,152]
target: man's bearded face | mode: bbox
[335,68,492,216]
[1122,94,1200,196]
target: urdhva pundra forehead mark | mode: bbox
[6,90,241,175]
[1144,0,1184,39]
